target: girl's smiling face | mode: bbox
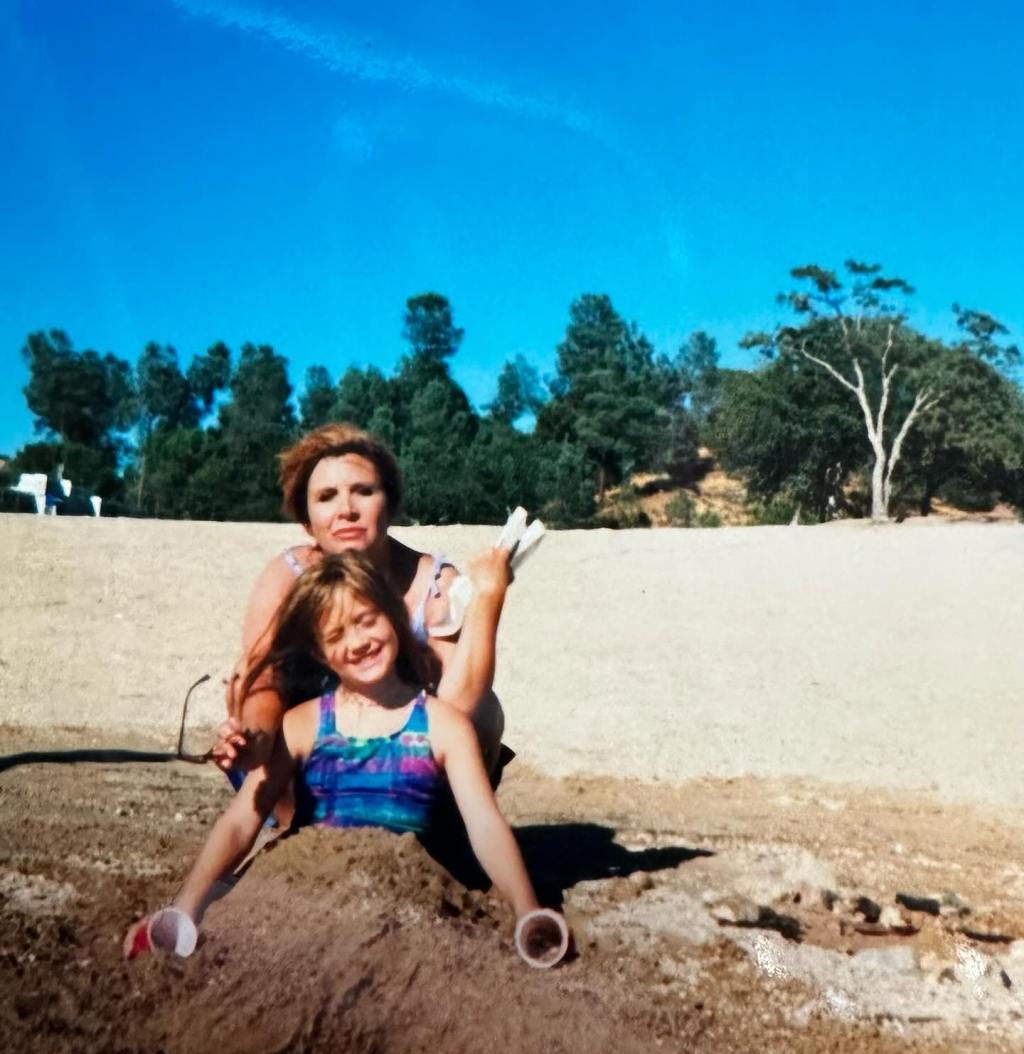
[305,454,389,556]
[319,592,399,689]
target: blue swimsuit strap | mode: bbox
[318,690,337,737]
[410,553,448,639]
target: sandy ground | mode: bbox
[1,514,1023,1052]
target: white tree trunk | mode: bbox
[882,389,939,514]
[791,326,938,524]
[870,449,887,521]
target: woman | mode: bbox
[214,423,508,778]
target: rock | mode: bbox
[939,892,970,918]
[710,896,761,925]
[895,892,941,916]
[854,896,881,923]
[956,924,1015,944]
[853,945,916,972]
[878,905,905,929]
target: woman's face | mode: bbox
[305,454,389,556]
[320,594,398,689]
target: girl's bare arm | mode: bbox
[172,732,298,920]
[429,700,539,918]
[432,548,511,716]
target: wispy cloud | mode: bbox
[168,0,688,279]
[168,0,611,146]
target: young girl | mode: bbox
[124,550,553,957]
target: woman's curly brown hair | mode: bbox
[278,423,402,524]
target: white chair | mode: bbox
[14,473,47,515]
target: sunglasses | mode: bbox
[175,673,215,764]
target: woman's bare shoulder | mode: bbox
[254,545,316,591]
[241,547,313,651]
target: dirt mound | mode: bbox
[3,731,1024,1053]
[0,814,674,1054]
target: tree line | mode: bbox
[4,263,1023,526]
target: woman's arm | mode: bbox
[212,555,295,771]
[429,700,539,918]
[432,548,511,717]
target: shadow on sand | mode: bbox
[422,820,714,909]
[0,748,178,774]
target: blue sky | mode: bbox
[2,0,1022,454]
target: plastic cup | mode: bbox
[514,909,569,969]
[129,908,198,959]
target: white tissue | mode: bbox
[426,507,545,637]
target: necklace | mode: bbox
[344,691,369,736]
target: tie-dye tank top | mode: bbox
[294,689,442,835]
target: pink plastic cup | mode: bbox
[128,908,198,959]
[514,909,569,969]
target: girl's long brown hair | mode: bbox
[236,552,438,711]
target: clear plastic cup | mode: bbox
[514,909,569,969]
[129,908,198,959]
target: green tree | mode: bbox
[532,438,595,525]
[387,292,486,524]
[952,304,1021,373]
[674,331,721,434]
[130,427,210,519]
[536,294,673,497]
[299,364,335,430]
[402,292,464,371]
[399,377,477,523]
[186,342,232,414]
[135,343,198,434]
[132,343,195,508]
[390,293,467,453]
[652,330,719,483]
[180,432,240,521]
[460,420,543,523]
[487,355,545,425]
[19,330,135,495]
[11,441,66,475]
[330,365,397,443]
[22,330,136,446]
[179,342,298,521]
[130,341,232,513]
[457,421,594,526]
[711,361,866,521]
[747,260,944,520]
[899,329,1024,514]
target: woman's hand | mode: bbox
[466,546,513,600]
[208,718,249,772]
[208,719,278,773]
